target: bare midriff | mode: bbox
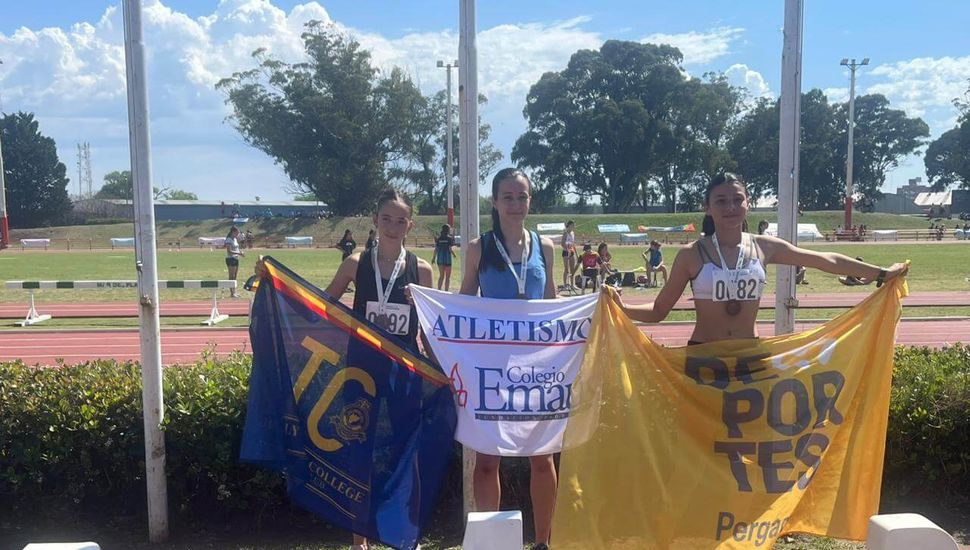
[690,299,761,343]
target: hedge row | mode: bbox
[2,345,968,523]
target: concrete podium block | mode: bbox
[462,510,523,550]
[23,544,101,550]
[868,513,958,550]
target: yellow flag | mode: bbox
[552,277,908,550]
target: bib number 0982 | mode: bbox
[714,278,759,301]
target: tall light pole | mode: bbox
[840,57,868,230]
[437,59,458,227]
[0,58,9,249]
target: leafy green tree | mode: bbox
[95,170,133,201]
[391,91,503,214]
[513,41,688,212]
[162,189,198,200]
[217,22,426,215]
[797,89,842,210]
[832,94,929,206]
[924,120,970,190]
[0,112,72,228]
[727,90,925,210]
[925,83,970,190]
[727,97,779,202]
[651,74,743,212]
[95,170,171,200]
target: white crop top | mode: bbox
[690,237,767,300]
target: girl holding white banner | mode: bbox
[612,172,909,342]
[459,168,559,550]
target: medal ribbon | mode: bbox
[494,232,530,298]
[712,232,746,277]
[371,246,407,315]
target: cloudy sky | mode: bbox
[1,0,967,202]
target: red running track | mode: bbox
[2,319,968,366]
[3,291,970,319]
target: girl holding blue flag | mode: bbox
[459,168,558,550]
[612,172,909,344]
[322,188,434,550]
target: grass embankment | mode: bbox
[8,210,943,249]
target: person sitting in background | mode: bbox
[579,243,600,290]
[597,242,619,287]
[642,240,668,288]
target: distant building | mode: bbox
[872,192,924,215]
[104,199,327,221]
[896,177,930,202]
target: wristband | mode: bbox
[876,268,887,288]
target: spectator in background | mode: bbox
[337,229,356,260]
[561,220,578,292]
[431,224,457,291]
[757,220,770,235]
[365,229,376,251]
[579,243,600,291]
[642,240,667,288]
[224,227,244,298]
[244,229,255,249]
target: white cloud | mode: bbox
[0,3,610,199]
[866,55,970,119]
[823,87,849,103]
[640,26,744,65]
[725,63,773,100]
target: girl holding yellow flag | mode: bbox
[613,172,908,342]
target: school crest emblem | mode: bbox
[330,397,371,443]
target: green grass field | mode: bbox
[2,241,968,328]
[7,210,952,250]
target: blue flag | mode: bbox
[242,257,457,550]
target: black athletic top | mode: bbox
[338,237,356,260]
[352,248,420,349]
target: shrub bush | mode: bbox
[2,344,967,524]
[885,344,970,497]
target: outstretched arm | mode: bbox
[759,235,908,283]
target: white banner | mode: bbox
[410,286,597,456]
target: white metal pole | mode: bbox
[0,126,8,249]
[845,64,857,229]
[0,58,8,249]
[446,63,455,227]
[458,0,480,519]
[774,0,804,336]
[123,0,169,542]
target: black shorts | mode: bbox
[582,268,599,279]
[562,250,574,258]
[226,257,239,267]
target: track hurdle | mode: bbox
[4,280,237,326]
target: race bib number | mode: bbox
[712,268,763,302]
[366,301,411,336]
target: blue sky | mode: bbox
[1,0,968,203]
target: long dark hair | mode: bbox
[702,172,749,237]
[226,226,239,240]
[481,168,531,272]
